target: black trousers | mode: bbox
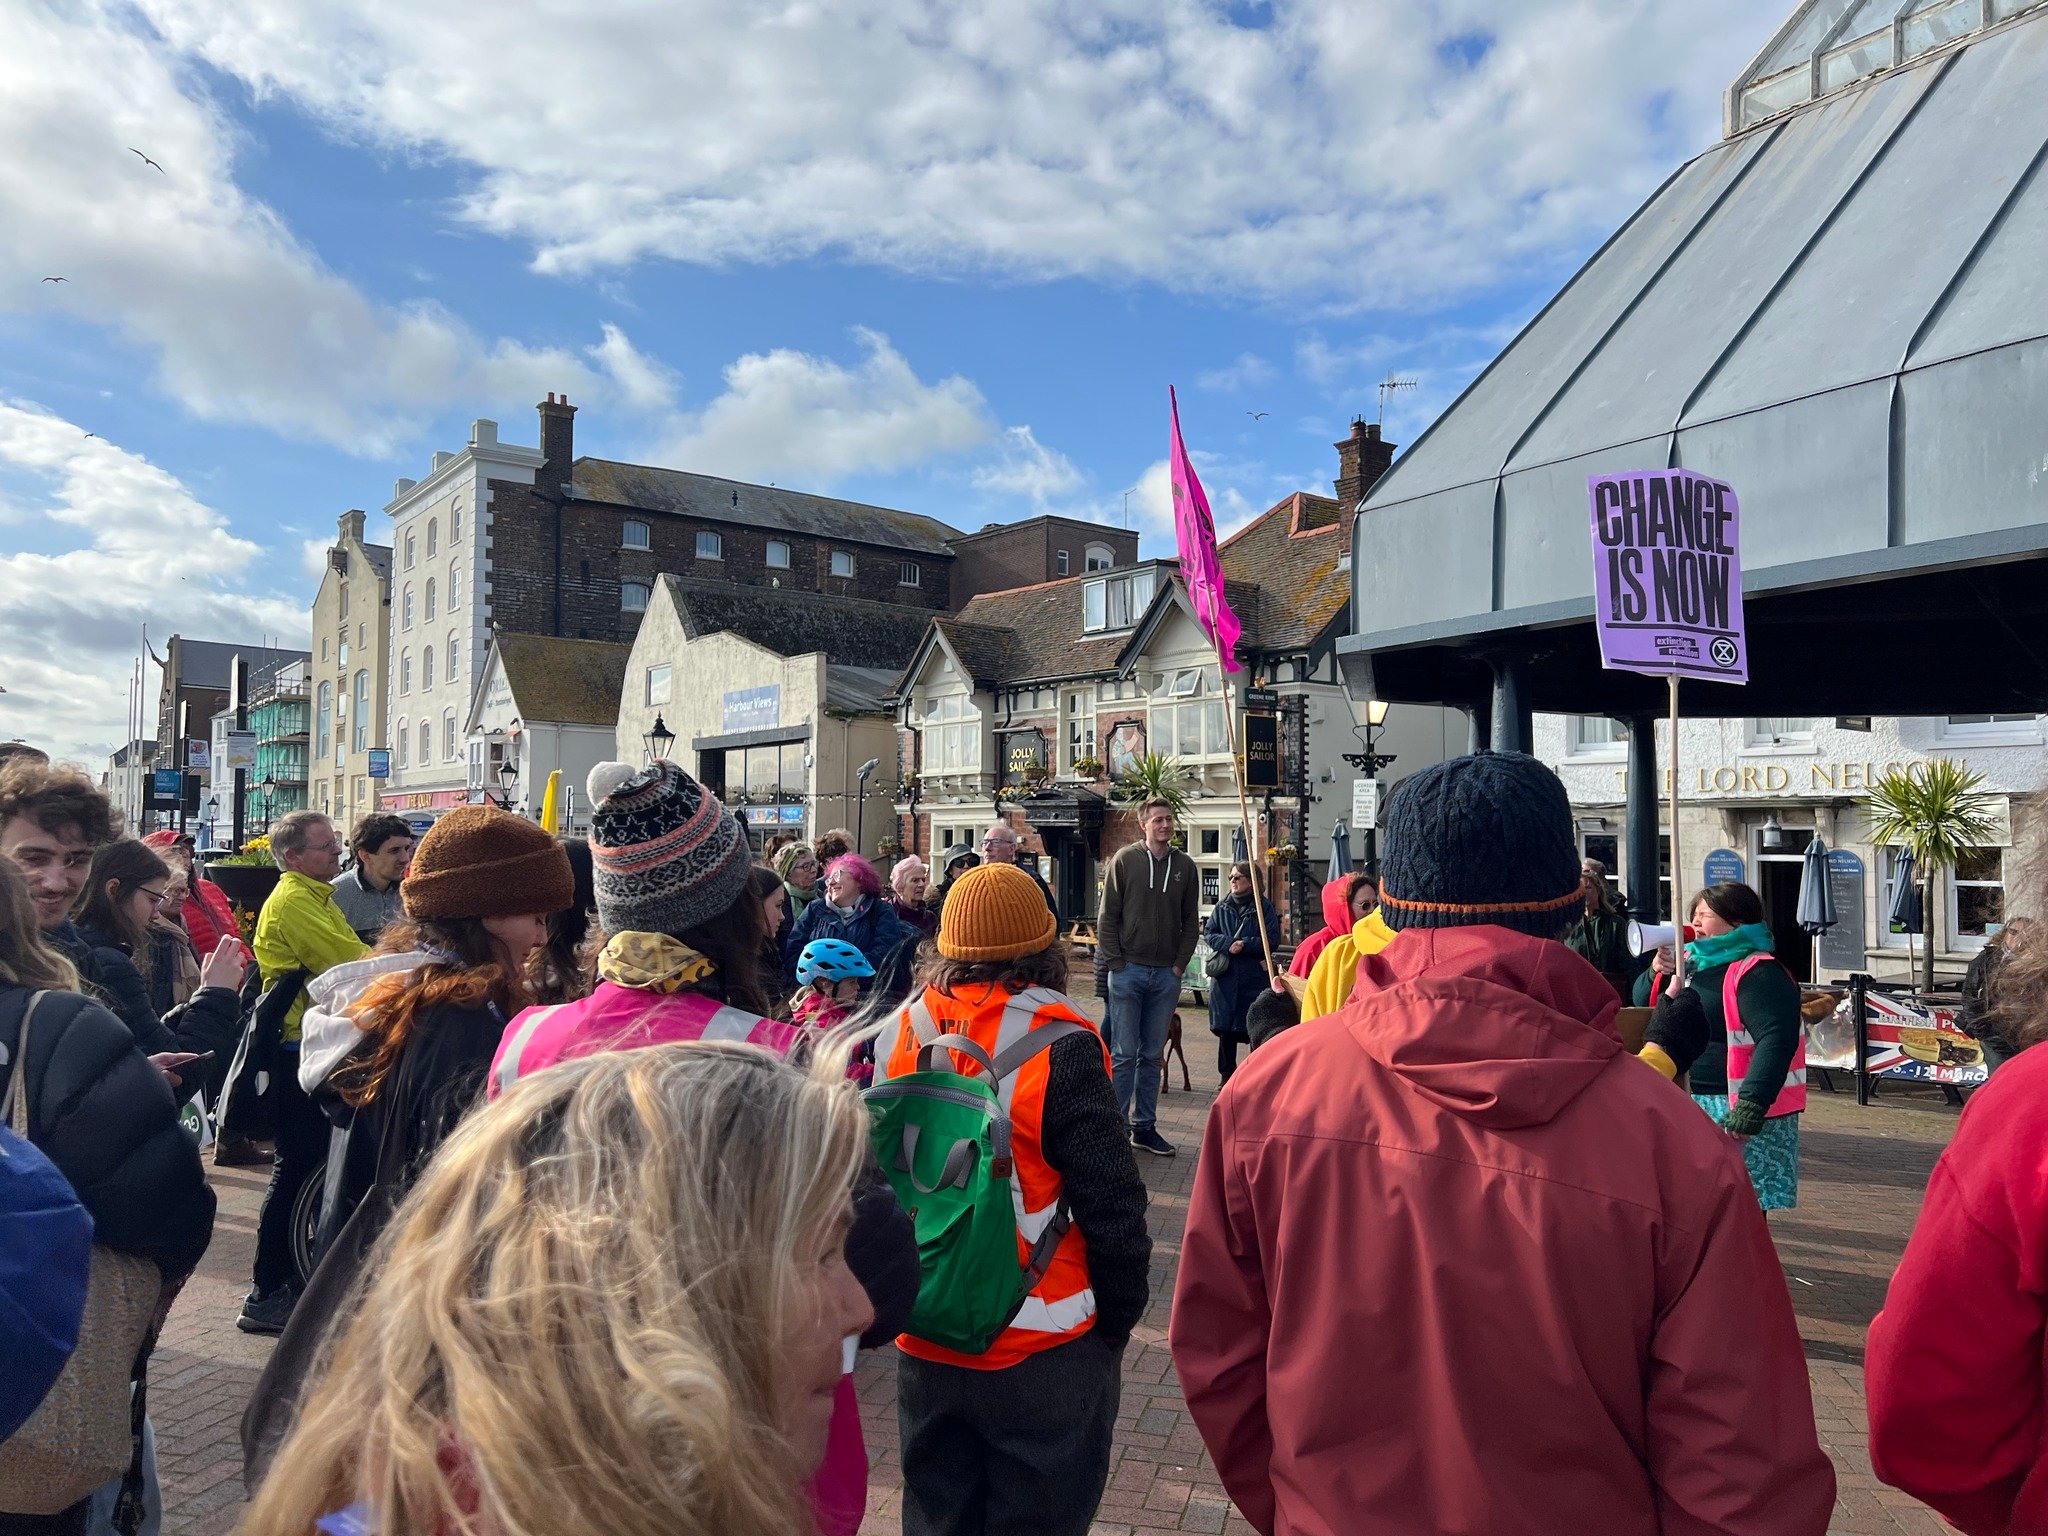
[897,1334,1123,1536]
[251,1047,326,1294]
[1217,1034,1243,1083]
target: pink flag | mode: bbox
[1169,387,1243,672]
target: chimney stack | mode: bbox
[337,508,367,545]
[537,392,577,500]
[1334,418,1395,512]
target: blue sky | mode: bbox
[0,0,1789,762]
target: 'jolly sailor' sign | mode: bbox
[1587,469,1748,685]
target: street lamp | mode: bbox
[854,757,881,857]
[496,755,519,811]
[258,774,278,834]
[202,794,219,850]
[1341,701,1397,874]
[643,713,675,764]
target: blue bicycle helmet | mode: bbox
[797,938,875,986]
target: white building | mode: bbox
[1535,712,2047,983]
[466,632,631,831]
[380,418,546,823]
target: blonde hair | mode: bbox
[240,1040,869,1536]
[0,856,80,993]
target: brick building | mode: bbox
[946,516,1138,610]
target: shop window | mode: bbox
[1953,848,2005,945]
[646,664,672,706]
[696,530,723,561]
[621,581,651,613]
[830,550,856,579]
[624,519,651,551]
[767,539,792,569]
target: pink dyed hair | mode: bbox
[823,853,882,901]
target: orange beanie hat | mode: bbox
[936,864,1058,962]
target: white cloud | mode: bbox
[0,401,304,764]
[971,426,1085,511]
[134,0,1785,309]
[0,4,653,454]
[660,328,990,484]
[589,324,681,413]
[1196,354,1277,393]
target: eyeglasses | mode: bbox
[138,886,169,909]
[981,837,1014,848]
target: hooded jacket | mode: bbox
[1867,1040,2048,1534]
[1288,879,1356,978]
[1298,906,1399,1021]
[51,919,242,1061]
[1171,926,1834,1536]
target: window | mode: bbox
[404,531,415,569]
[898,561,921,587]
[422,646,435,690]
[444,713,458,763]
[646,665,672,706]
[624,519,651,551]
[450,563,462,607]
[1150,667,1228,759]
[1953,848,2006,945]
[830,550,856,579]
[1082,568,1157,632]
[920,694,981,772]
[426,519,438,557]
[338,640,348,668]
[424,579,436,622]
[1877,845,1914,949]
[320,636,328,661]
[352,671,368,751]
[402,586,414,629]
[1060,689,1095,773]
[1084,543,1115,572]
[621,581,651,613]
[398,649,412,694]
[1567,716,1624,756]
[315,682,332,758]
[357,623,365,648]
[447,632,460,685]
[396,719,409,767]
[1944,714,2041,742]
[340,582,350,620]
[1747,717,1816,745]
[1056,550,1071,577]
[451,500,462,541]
[767,539,792,569]
[696,530,723,561]
[419,722,432,765]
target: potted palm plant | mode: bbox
[1864,759,1999,996]
[1111,752,1193,821]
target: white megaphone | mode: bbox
[1626,921,1694,958]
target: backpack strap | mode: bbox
[916,1033,999,1078]
[989,1019,1089,1084]
[895,1121,981,1194]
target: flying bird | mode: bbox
[1247,410,1269,420]
[82,432,97,440]
[129,148,165,173]
[42,276,67,284]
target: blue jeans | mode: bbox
[1108,964,1180,1134]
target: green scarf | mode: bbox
[1686,922,1774,973]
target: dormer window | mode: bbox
[1082,568,1157,632]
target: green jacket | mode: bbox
[253,871,368,1041]
[1561,907,1637,979]
[1632,956,1802,1110]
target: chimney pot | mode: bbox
[1334,416,1396,513]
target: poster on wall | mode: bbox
[1587,468,1748,684]
[1862,990,1989,1087]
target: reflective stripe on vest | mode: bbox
[493,1003,564,1095]
[1011,1286,1097,1335]
[1723,954,1807,1117]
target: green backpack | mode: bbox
[865,999,1088,1355]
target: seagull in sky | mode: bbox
[42,276,67,283]
[1247,410,1269,420]
[82,432,97,440]
[129,148,165,173]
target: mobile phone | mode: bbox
[174,1050,216,1066]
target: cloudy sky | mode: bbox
[0,0,1788,763]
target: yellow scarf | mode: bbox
[597,931,716,994]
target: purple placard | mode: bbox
[1588,469,1748,684]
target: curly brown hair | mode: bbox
[921,940,1069,999]
[336,915,529,1109]
[0,759,116,846]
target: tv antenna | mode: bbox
[1377,372,1418,425]
[1121,487,1137,528]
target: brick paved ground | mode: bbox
[155,1004,1964,1535]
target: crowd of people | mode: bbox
[1,733,2045,1536]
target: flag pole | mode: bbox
[1216,639,1280,991]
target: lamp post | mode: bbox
[854,757,881,857]
[257,774,278,835]
[643,713,675,765]
[203,795,219,852]
[496,755,519,812]
[1341,700,1397,873]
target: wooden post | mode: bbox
[1668,674,1685,987]
[1218,646,1280,988]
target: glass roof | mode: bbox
[1729,0,2046,132]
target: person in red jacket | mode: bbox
[1171,750,1835,1536]
[1287,872,1375,980]
[1867,939,2048,1534]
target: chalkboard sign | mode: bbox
[1815,849,1866,972]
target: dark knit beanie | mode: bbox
[586,760,752,936]
[1377,751,1583,939]
[402,806,575,921]
[1247,986,1300,1050]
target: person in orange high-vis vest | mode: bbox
[881,863,1151,1536]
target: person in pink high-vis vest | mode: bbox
[491,760,920,1536]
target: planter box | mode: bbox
[204,862,282,915]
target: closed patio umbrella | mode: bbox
[1796,836,1837,934]
[1230,825,1248,864]
[1329,820,1354,876]
[1888,850,1923,934]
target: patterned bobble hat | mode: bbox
[1377,750,1584,939]
[586,760,753,936]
